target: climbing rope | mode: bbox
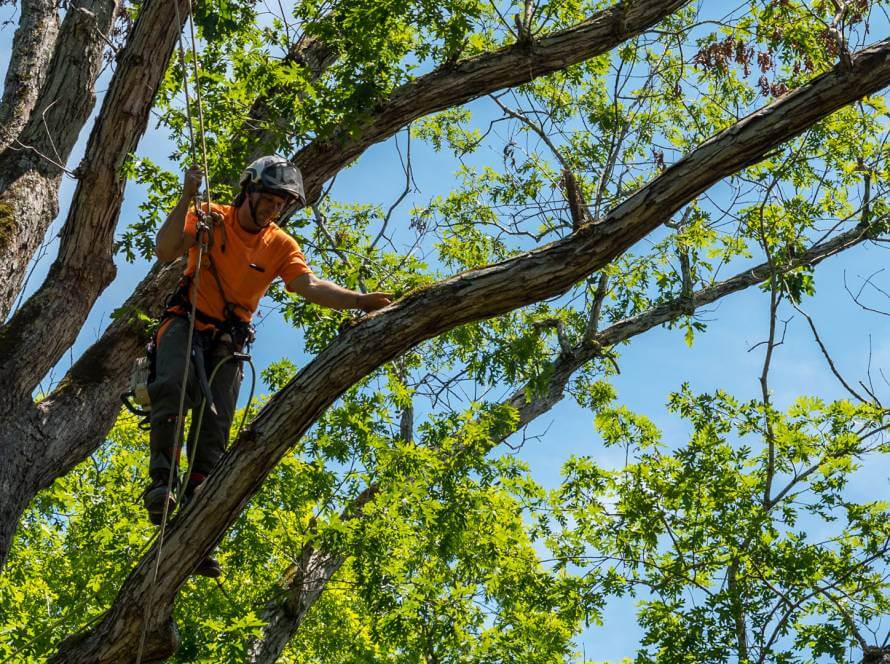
[187,354,258,479]
[186,0,213,212]
[135,0,214,660]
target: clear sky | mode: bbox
[2,1,889,659]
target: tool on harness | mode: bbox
[192,333,218,415]
[121,351,154,428]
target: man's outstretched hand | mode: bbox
[357,292,394,312]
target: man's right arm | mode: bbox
[155,166,202,262]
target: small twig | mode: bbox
[310,204,367,292]
[533,318,572,355]
[583,273,609,343]
[9,135,77,176]
[490,94,591,228]
[844,270,890,317]
[791,303,868,404]
[828,0,853,69]
[370,128,414,252]
[820,589,870,652]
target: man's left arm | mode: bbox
[287,273,392,313]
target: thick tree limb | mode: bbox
[294,0,692,202]
[0,0,119,319]
[0,0,190,397]
[0,259,181,568]
[46,37,890,663]
[0,0,60,150]
[0,0,190,570]
[246,220,873,664]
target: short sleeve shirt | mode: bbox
[181,203,312,325]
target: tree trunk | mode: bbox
[0,260,181,569]
[0,0,119,319]
[0,398,41,566]
[0,0,188,397]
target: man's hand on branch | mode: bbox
[356,292,393,312]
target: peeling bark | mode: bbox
[0,0,119,319]
[0,0,60,150]
[46,40,890,662]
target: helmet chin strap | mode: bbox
[247,189,260,225]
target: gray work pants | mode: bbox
[147,316,242,485]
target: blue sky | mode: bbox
[2,1,889,659]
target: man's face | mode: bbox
[250,191,290,226]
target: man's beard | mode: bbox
[254,209,276,227]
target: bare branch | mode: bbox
[792,303,870,404]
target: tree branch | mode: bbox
[0,0,60,151]
[293,0,693,203]
[0,0,190,398]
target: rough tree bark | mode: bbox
[0,0,60,151]
[46,39,890,662]
[246,222,874,663]
[0,0,191,396]
[0,0,690,572]
[0,0,119,319]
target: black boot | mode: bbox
[143,476,178,526]
[192,555,222,578]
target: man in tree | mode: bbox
[145,156,392,576]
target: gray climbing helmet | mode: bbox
[240,155,306,210]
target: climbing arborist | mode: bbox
[144,155,392,577]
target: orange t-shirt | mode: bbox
[178,203,312,327]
